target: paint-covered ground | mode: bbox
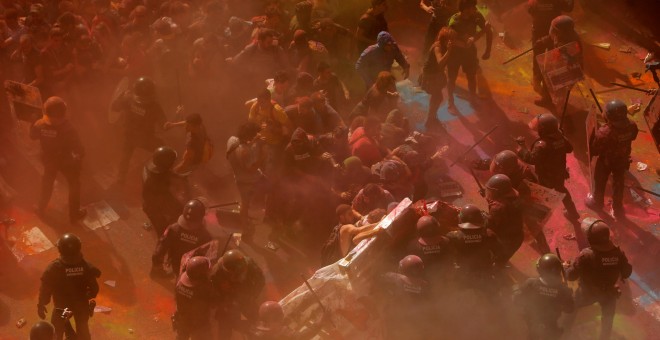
[1,1,659,339]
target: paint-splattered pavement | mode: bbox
[1,1,659,339]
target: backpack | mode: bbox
[320,224,343,266]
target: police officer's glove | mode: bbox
[471,158,491,170]
[37,304,47,319]
[89,299,96,317]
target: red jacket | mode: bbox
[349,127,383,167]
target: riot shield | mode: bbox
[643,91,660,153]
[4,80,43,122]
[108,77,130,124]
[585,103,599,193]
[521,180,566,228]
[536,42,584,91]
[279,264,382,339]
[536,42,585,113]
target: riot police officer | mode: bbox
[518,113,580,221]
[173,256,214,340]
[533,15,582,106]
[488,150,538,193]
[528,0,573,96]
[515,253,574,339]
[566,219,632,340]
[143,146,183,237]
[37,233,101,340]
[152,199,212,278]
[446,204,501,292]
[30,97,86,222]
[211,250,266,338]
[380,255,432,340]
[111,77,166,183]
[484,174,524,265]
[488,150,550,253]
[406,215,452,284]
[586,100,639,220]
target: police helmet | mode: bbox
[550,15,575,35]
[57,233,81,258]
[133,77,156,103]
[398,255,424,278]
[536,113,560,136]
[221,250,248,275]
[582,219,615,251]
[183,199,206,223]
[416,216,442,238]
[184,256,210,282]
[458,204,485,226]
[490,150,520,175]
[536,253,562,277]
[485,174,517,198]
[43,96,67,119]
[604,99,629,128]
[151,146,177,171]
[29,321,55,340]
[259,301,285,325]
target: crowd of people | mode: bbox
[0,0,645,339]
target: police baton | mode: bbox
[300,274,336,329]
[208,201,240,209]
[559,88,572,130]
[589,88,603,113]
[450,125,499,167]
[469,168,486,197]
[628,185,660,198]
[609,82,656,95]
[220,232,238,256]
[555,247,567,284]
[502,47,534,65]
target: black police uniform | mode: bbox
[521,133,579,217]
[211,257,266,338]
[406,236,453,284]
[174,278,214,340]
[30,117,84,220]
[487,198,524,265]
[528,0,573,84]
[38,257,101,340]
[566,247,632,339]
[152,218,212,276]
[590,122,638,211]
[446,225,501,291]
[142,165,182,237]
[517,277,574,339]
[111,91,165,181]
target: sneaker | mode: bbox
[584,194,603,211]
